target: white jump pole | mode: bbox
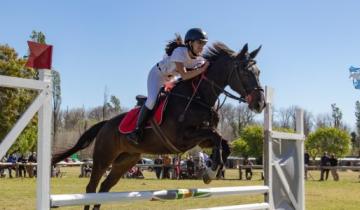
[51,186,269,207]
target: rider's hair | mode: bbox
[165,33,185,56]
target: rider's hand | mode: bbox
[201,61,210,72]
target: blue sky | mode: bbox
[1,0,360,128]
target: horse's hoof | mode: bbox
[203,173,212,184]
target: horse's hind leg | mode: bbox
[84,145,121,210]
[92,152,141,210]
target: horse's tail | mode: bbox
[52,120,108,165]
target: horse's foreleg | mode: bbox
[198,136,230,166]
[92,153,141,210]
[184,129,225,183]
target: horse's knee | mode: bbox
[221,140,231,158]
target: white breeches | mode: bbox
[145,65,166,110]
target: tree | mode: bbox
[350,132,358,155]
[218,103,236,140]
[218,103,256,139]
[52,70,61,138]
[277,106,295,129]
[315,113,332,128]
[355,101,360,155]
[303,109,314,136]
[0,44,38,153]
[331,103,343,128]
[288,107,314,136]
[30,31,46,44]
[306,127,351,159]
[87,106,104,121]
[232,125,263,159]
[234,104,256,136]
[356,101,360,134]
[63,107,85,130]
[110,95,121,114]
[103,86,110,120]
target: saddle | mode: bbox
[118,81,176,134]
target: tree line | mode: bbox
[1,31,359,161]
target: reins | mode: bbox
[177,67,247,122]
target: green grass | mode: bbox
[0,168,359,210]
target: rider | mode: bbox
[127,28,210,144]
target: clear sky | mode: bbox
[1,0,359,129]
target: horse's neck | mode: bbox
[199,69,227,106]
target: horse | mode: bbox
[52,42,265,210]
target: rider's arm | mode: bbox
[175,61,209,80]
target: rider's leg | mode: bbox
[127,105,152,143]
[127,66,162,144]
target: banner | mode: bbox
[25,41,53,69]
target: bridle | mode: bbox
[200,60,263,110]
[176,59,263,121]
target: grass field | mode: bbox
[0,167,359,210]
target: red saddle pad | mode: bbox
[119,98,168,134]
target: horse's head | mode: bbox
[202,43,265,113]
[228,44,265,113]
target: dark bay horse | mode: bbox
[52,42,265,210]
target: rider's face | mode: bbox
[191,40,207,56]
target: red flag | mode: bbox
[25,41,53,69]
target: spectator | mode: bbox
[329,153,339,181]
[154,155,163,179]
[17,154,28,178]
[51,165,61,177]
[304,151,310,180]
[172,156,181,179]
[80,159,92,178]
[6,153,17,178]
[320,152,330,181]
[198,152,207,169]
[0,156,7,178]
[244,156,253,180]
[186,156,195,178]
[127,166,144,179]
[162,155,172,179]
[28,152,37,177]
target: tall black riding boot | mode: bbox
[127,105,152,145]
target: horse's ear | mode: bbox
[250,45,262,59]
[237,43,248,60]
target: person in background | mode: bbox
[162,155,172,179]
[244,156,253,180]
[28,152,37,177]
[304,151,310,180]
[329,153,339,181]
[320,152,330,181]
[17,154,28,178]
[154,155,163,179]
[186,156,195,178]
[6,153,17,178]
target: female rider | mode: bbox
[127,28,210,144]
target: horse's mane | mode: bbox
[203,42,235,63]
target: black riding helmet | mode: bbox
[185,28,208,56]
[185,28,208,43]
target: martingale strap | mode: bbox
[149,119,181,154]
